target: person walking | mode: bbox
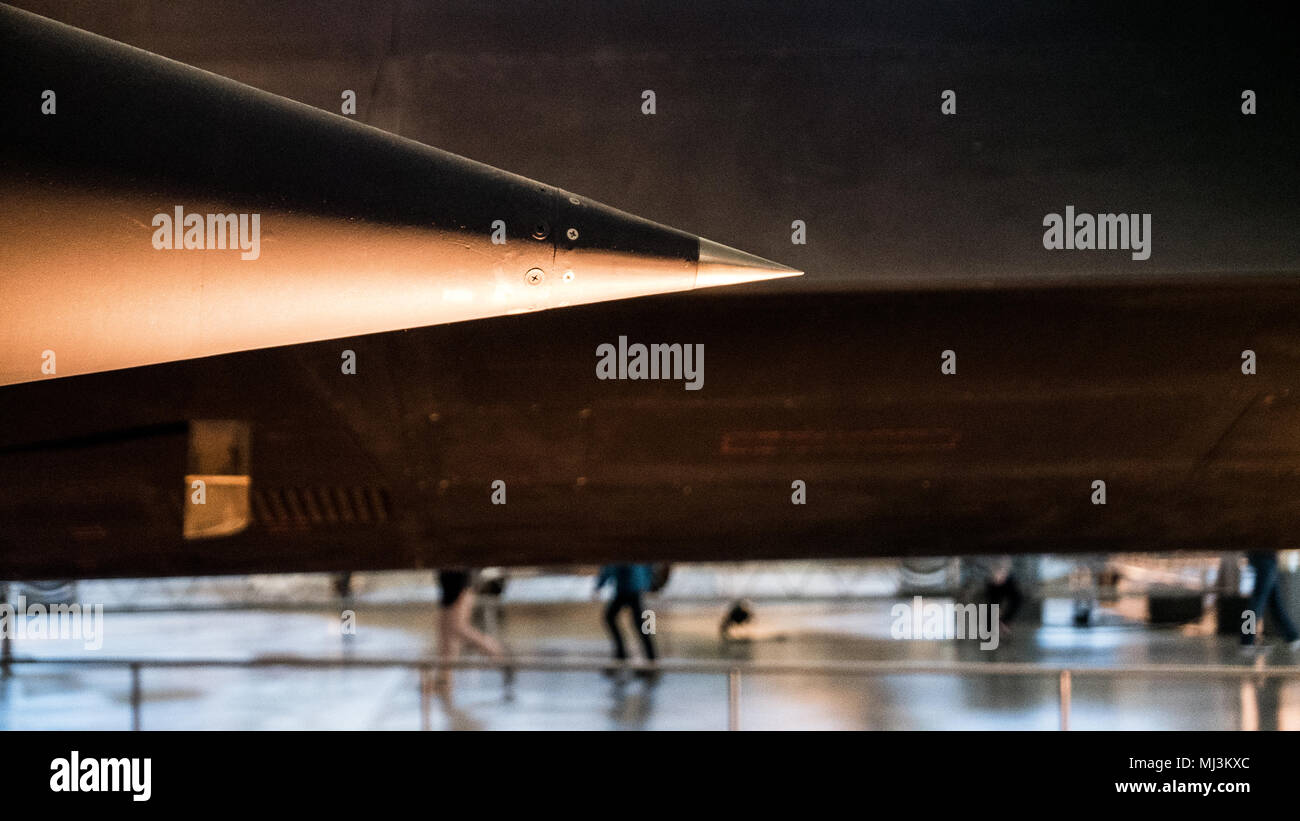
[1242,550,1300,649]
[434,569,505,688]
[595,564,657,672]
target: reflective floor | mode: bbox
[2,596,1299,730]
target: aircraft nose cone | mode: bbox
[694,238,803,289]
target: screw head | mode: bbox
[525,268,545,285]
[566,227,579,241]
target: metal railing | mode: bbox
[4,655,1300,730]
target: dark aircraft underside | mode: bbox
[4,281,1300,578]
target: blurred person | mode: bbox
[1069,556,1106,626]
[434,569,505,688]
[720,598,754,639]
[1242,550,1300,650]
[719,598,788,642]
[594,564,657,672]
[474,567,507,637]
[649,563,672,594]
[332,572,353,599]
[983,556,1022,633]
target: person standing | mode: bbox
[1242,551,1300,649]
[983,555,1023,632]
[595,564,657,669]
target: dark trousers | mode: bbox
[604,592,656,660]
[1244,552,1300,645]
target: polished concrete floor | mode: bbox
[2,596,1299,730]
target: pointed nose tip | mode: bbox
[694,238,803,289]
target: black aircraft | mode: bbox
[1,2,1297,578]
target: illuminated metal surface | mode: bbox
[696,238,801,289]
[0,6,798,386]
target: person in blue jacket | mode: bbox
[595,564,658,667]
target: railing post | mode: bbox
[1059,669,1071,731]
[0,583,9,679]
[1240,678,1259,731]
[419,666,431,731]
[13,657,1300,731]
[130,663,142,731]
[728,668,741,731]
